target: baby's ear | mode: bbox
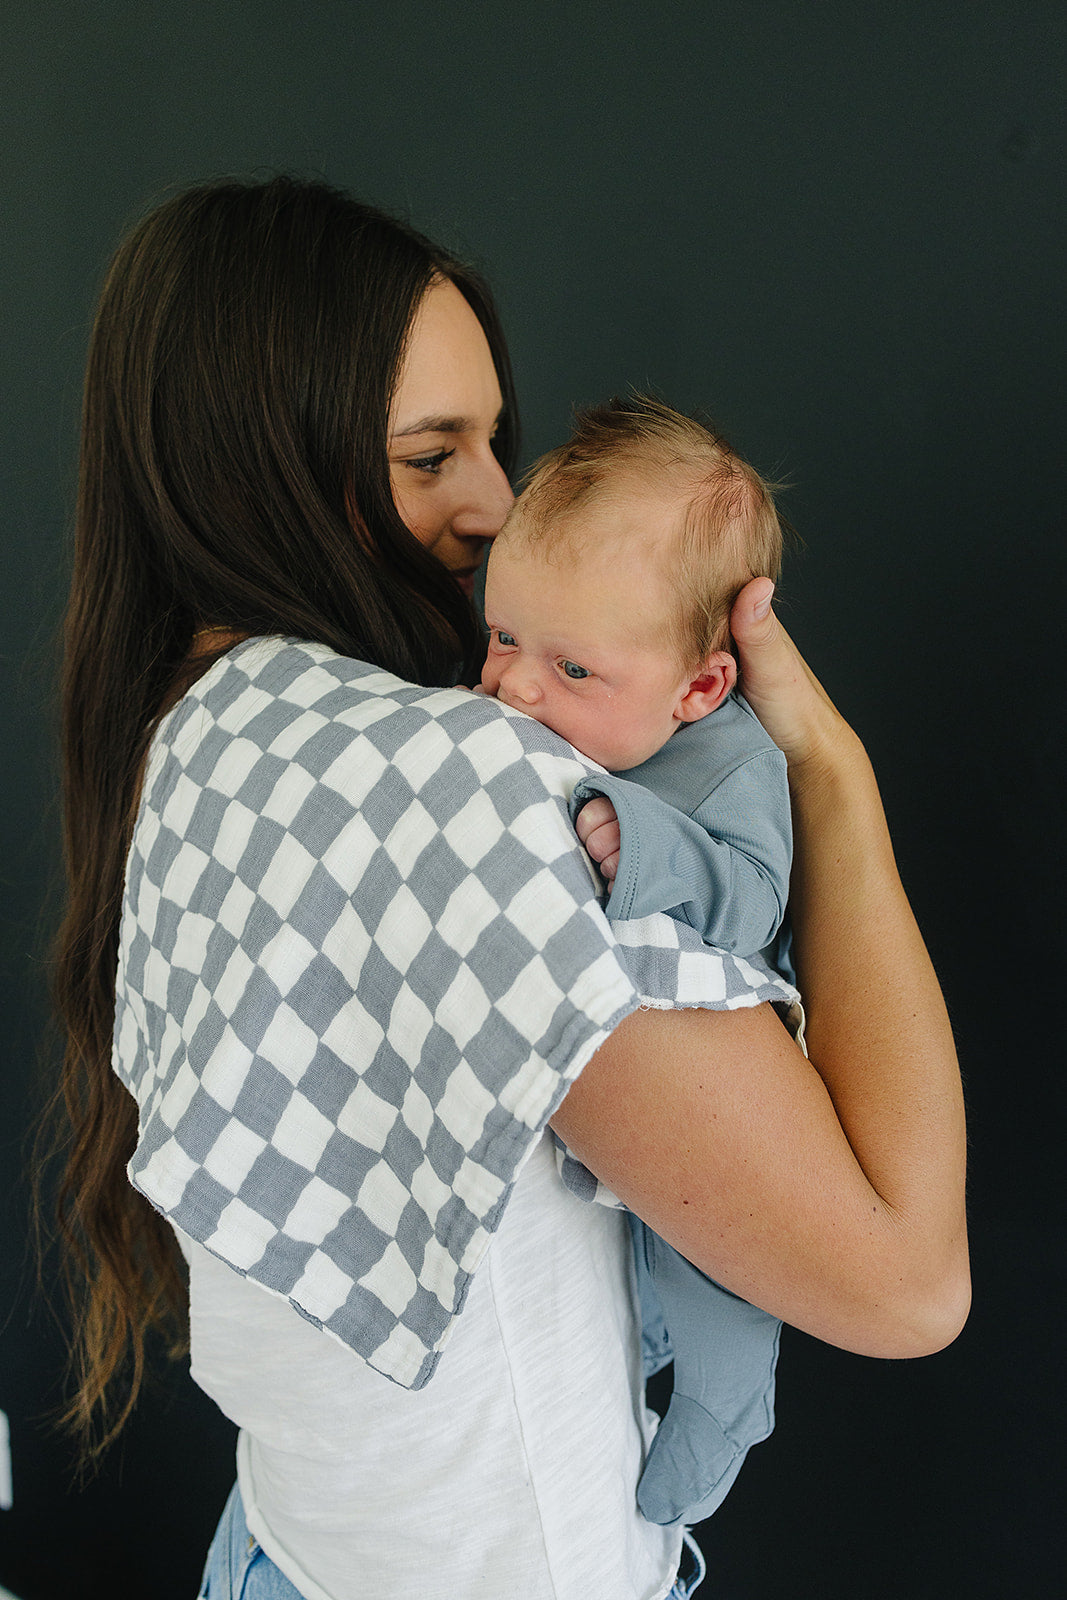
[674,650,737,723]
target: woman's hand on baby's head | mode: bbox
[575,797,621,883]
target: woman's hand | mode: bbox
[730,578,858,778]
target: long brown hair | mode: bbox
[49,175,518,1457]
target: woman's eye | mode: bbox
[405,448,456,475]
[496,630,517,648]
[561,660,590,680]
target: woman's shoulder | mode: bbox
[155,634,599,811]
[139,631,798,1021]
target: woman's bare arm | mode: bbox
[551,581,969,1359]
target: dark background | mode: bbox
[2,4,1064,1596]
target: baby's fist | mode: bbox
[575,796,621,883]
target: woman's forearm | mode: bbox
[730,579,969,1344]
[788,725,970,1344]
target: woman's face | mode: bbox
[388,279,514,596]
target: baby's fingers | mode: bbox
[587,823,621,881]
[598,843,621,882]
[575,797,616,849]
[576,798,622,880]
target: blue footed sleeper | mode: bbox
[570,691,793,1527]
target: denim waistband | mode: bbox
[198,1483,303,1600]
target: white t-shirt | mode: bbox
[178,1129,684,1600]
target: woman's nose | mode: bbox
[456,454,515,539]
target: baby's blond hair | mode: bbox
[511,394,785,669]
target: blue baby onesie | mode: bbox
[569,692,791,1528]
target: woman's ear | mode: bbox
[674,650,738,723]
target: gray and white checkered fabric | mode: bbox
[114,638,798,1389]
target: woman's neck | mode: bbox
[190,625,248,657]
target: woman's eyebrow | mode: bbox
[391,405,505,439]
[392,414,469,438]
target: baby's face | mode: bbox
[481,501,693,771]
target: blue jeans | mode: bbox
[200,1482,707,1599]
[198,1483,304,1599]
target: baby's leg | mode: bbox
[631,1214,781,1527]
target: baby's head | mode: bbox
[481,394,784,769]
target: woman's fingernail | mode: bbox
[752,581,775,620]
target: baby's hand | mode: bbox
[575,797,621,884]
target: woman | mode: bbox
[53,176,969,1600]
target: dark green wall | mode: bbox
[3,5,1064,1596]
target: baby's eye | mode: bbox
[404,448,456,475]
[561,660,590,680]
[496,630,518,648]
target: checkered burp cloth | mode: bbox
[114,638,797,1388]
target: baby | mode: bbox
[480,394,791,1528]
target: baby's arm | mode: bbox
[570,748,791,956]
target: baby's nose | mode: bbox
[501,661,543,707]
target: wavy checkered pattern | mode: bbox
[113,638,797,1389]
